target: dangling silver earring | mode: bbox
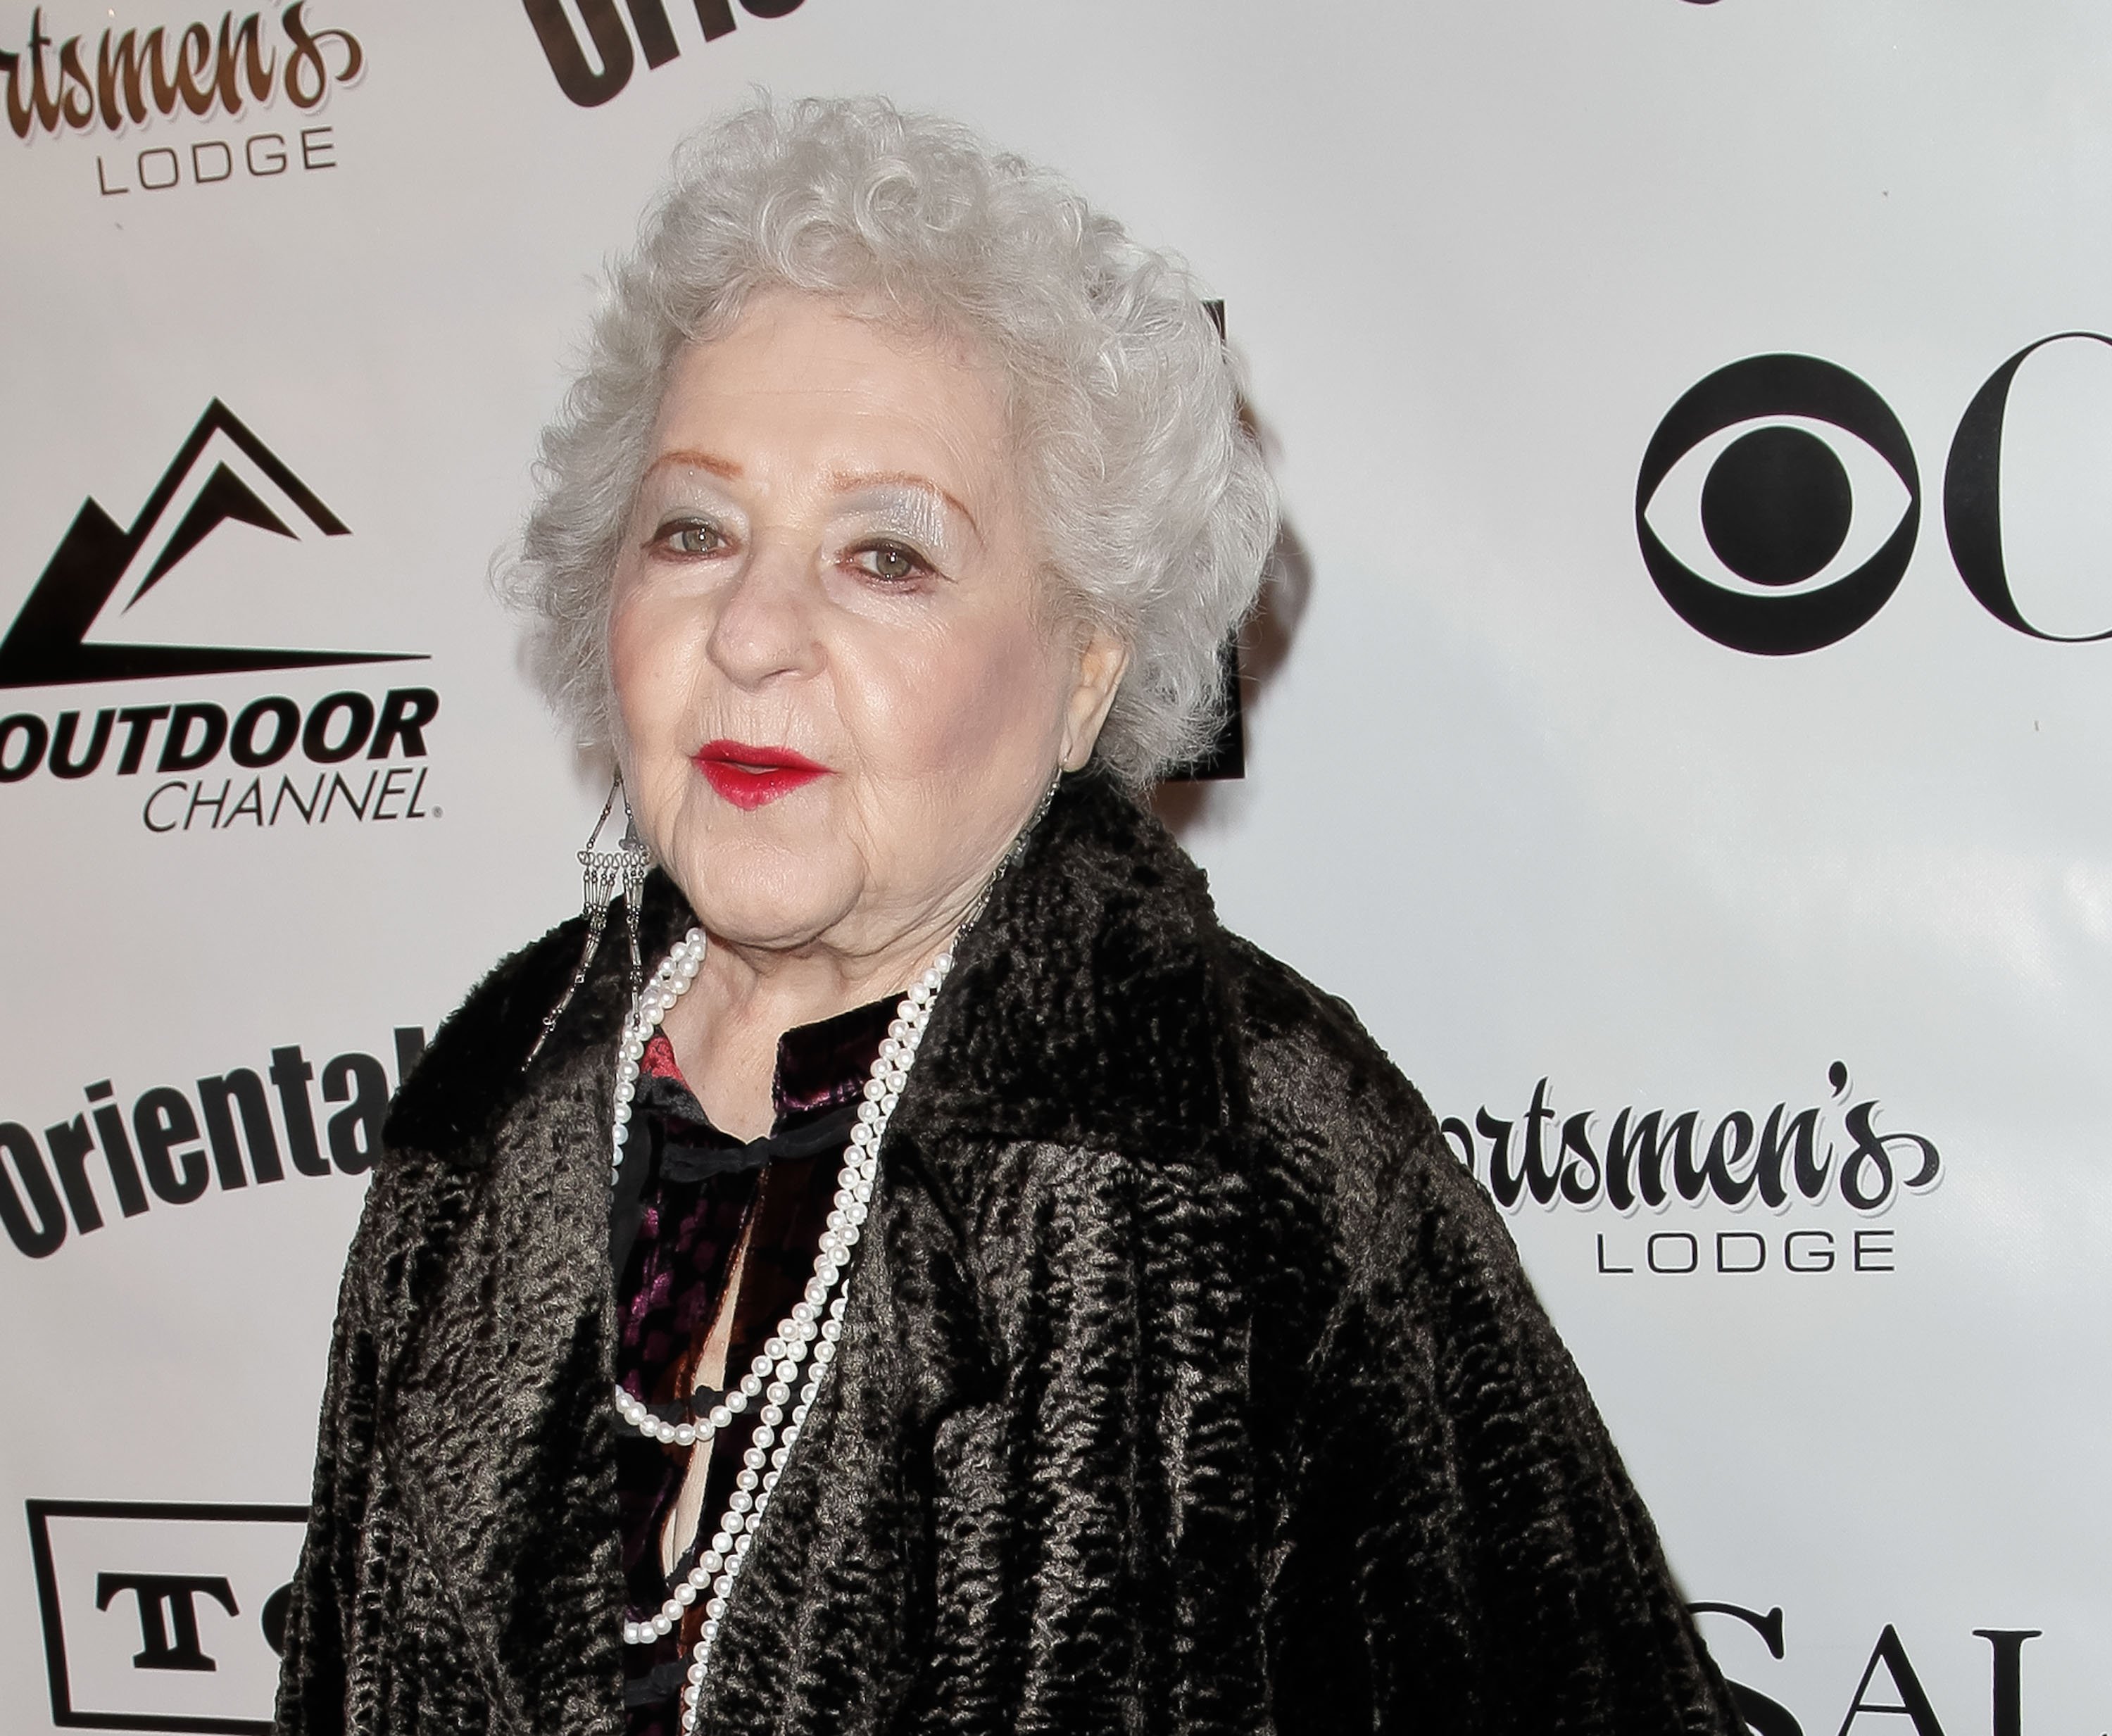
[525,770,652,1068]
[963,767,1064,931]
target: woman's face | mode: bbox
[610,293,1125,969]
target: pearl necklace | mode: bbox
[605,925,955,1734]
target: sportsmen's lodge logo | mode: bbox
[0,403,441,834]
[1,6,363,196]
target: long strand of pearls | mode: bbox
[605,925,955,1734]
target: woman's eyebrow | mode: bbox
[825,470,981,541]
[647,448,743,481]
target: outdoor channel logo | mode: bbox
[1445,1063,1941,1280]
[0,4,362,196]
[27,1501,306,1734]
[0,401,441,834]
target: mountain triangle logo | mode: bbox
[0,400,418,690]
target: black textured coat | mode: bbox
[276,773,1740,1736]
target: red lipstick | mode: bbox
[691,740,829,810]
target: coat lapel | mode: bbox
[893,772,1239,1176]
[383,874,694,1728]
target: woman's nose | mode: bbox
[705,539,822,688]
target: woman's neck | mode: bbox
[658,917,956,1141]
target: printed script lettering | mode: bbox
[1442,1064,1941,1213]
[0,4,362,139]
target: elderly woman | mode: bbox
[275,99,1739,1736]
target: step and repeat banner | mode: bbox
[3,2,2107,1730]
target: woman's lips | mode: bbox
[691,740,829,810]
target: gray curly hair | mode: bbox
[505,95,1277,787]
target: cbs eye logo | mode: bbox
[1637,334,2112,654]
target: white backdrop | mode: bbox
[4,3,2108,1730]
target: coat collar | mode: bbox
[386,770,1234,1169]
[384,867,695,1159]
[896,769,1237,1157]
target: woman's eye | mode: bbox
[658,520,724,557]
[854,541,926,584]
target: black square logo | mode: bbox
[25,1501,307,1733]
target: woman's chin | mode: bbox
[662,812,846,908]
[679,876,857,957]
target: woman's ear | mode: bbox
[1059,629,1131,772]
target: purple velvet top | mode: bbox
[610,997,895,1735]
